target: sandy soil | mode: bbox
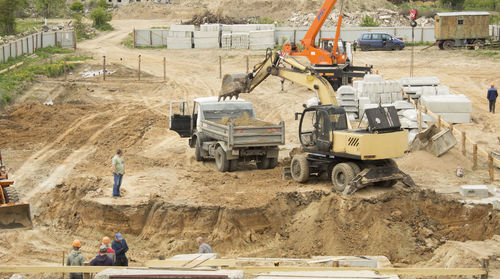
[0,18,499,278]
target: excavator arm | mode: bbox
[219,50,337,106]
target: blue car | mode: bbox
[357,33,405,51]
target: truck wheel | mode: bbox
[291,155,309,183]
[443,40,454,50]
[267,157,278,169]
[229,160,238,172]
[361,45,369,51]
[3,186,20,203]
[438,42,444,50]
[331,163,356,192]
[195,138,203,162]
[256,156,269,169]
[215,146,229,172]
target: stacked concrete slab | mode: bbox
[400,76,443,101]
[337,86,358,118]
[249,30,275,50]
[167,26,193,49]
[231,32,250,49]
[420,94,472,123]
[355,75,403,117]
[194,31,220,49]
[221,32,232,50]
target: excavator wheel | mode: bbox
[331,163,356,192]
[291,155,309,183]
[3,186,20,203]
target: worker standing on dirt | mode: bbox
[487,84,498,114]
[112,233,129,266]
[196,237,213,253]
[101,236,116,264]
[112,149,125,197]
[66,240,85,279]
[90,245,114,266]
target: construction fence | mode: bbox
[0,31,76,63]
[134,25,500,48]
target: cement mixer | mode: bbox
[0,149,32,229]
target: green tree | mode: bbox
[439,0,465,9]
[360,15,379,27]
[97,0,108,9]
[0,0,20,35]
[34,0,65,18]
[90,7,112,30]
[70,1,84,13]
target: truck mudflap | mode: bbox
[344,166,415,195]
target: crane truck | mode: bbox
[219,50,415,194]
[281,0,372,90]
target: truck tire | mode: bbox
[443,40,454,50]
[331,163,356,192]
[195,138,203,162]
[267,157,278,169]
[256,156,269,169]
[291,155,309,183]
[3,186,20,203]
[215,146,229,172]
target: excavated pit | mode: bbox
[39,180,500,264]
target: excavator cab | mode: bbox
[299,106,347,153]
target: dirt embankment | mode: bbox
[39,184,499,264]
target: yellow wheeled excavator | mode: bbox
[219,50,415,194]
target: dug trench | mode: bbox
[40,182,499,265]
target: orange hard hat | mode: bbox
[102,236,110,244]
[72,239,81,248]
[492,83,495,87]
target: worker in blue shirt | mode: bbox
[487,83,498,113]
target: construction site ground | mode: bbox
[0,19,499,278]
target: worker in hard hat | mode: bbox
[112,233,129,266]
[66,240,86,279]
[90,245,114,266]
[101,236,116,264]
[487,83,498,113]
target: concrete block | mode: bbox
[402,109,435,122]
[392,92,403,102]
[436,86,450,95]
[166,37,192,49]
[400,76,440,87]
[420,95,472,113]
[337,85,356,95]
[231,24,258,32]
[194,37,219,49]
[460,185,490,197]
[368,91,380,103]
[493,199,500,210]
[200,24,221,32]
[338,100,357,106]
[194,31,219,38]
[380,93,392,104]
[421,86,437,96]
[168,31,192,38]
[436,112,471,124]
[343,107,359,113]
[338,258,378,268]
[221,32,232,49]
[363,74,383,83]
[375,82,384,94]
[231,32,249,49]
[358,97,370,116]
[170,24,195,32]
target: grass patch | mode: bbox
[15,19,44,35]
[405,41,434,46]
[121,32,134,48]
[151,26,170,29]
[0,47,92,106]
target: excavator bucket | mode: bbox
[219,73,249,101]
[0,203,32,229]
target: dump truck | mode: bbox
[0,150,32,229]
[170,97,285,172]
[435,12,490,49]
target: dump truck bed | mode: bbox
[200,120,285,148]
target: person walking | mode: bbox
[112,233,129,266]
[101,236,116,264]
[487,83,498,113]
[196,237,213,254]
[90,245,114,266]
[66,240,85,279]
[112,149,125,197]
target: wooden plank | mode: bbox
[0,61,25,75]
[145,259,237,268]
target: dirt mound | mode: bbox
[38,185,500,264]
[184,11,246,26]
[218,112,272,127]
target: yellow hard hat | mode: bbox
[102,236,110,244]
[72,239,81,248]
